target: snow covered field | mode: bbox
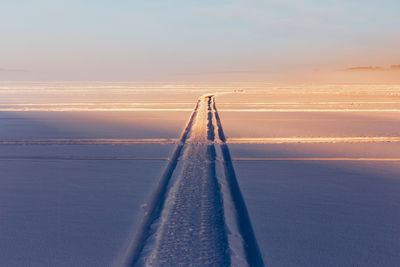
[218,85,400,266]
[1,82,400,266]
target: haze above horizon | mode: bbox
[1,0,399,82]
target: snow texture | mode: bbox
[123,96,263,266]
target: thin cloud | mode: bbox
[202,70,266,74]
[342,65,400,72]
[345,66,383,71]
[0,67,29,73]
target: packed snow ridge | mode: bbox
[122,95,263,266]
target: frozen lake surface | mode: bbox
[0,157,167,266]
[234,159,400,266]
[1,82,400,266]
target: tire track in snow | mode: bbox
[213,98,264,267]
[122,100,200,266]
[143,95,230,266]
[123,95,263,266]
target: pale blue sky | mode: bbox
[1,0,399,81]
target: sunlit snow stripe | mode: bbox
[2,156,399,161]
[219,101,400,105]
[0,138,177,145]
[2,107,400,112]
[0,107,193,111]
[0,102,194,106]
[3,137,399,145]
[220,109,400,112]
[227,137,400,144]
[0,156,167,160]
[233,158,400,161]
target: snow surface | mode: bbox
[0,158,167,266]
[0,111,189,139]
[234,160,400,266]
[1,83,400,266]
[124,96,262,266]
[216,85,400,267]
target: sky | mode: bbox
[1,0,400,81]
